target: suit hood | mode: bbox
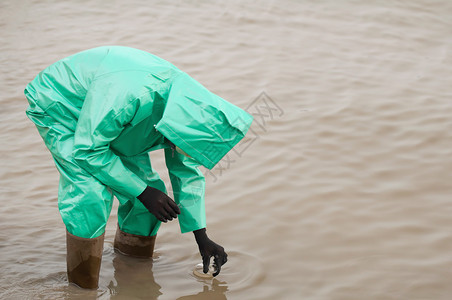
[155,72,253,169]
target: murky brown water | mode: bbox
[1,0,452,299]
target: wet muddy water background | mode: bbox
[1,0,452,299]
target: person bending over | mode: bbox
[25,46,253,289]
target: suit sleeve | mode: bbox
[164,148,206,233]
[73,80,147,200]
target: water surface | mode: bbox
[1,0,452,299]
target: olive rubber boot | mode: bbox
[113,226,156,258]
[66,230,104,289]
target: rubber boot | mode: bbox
[66,230,104,289]
[113,226,156,258]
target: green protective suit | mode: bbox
[25,46,253,239]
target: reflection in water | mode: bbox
[108,253,162,299]
[63,284,105,300]
[108,251,228,299]
[177,278,228,300]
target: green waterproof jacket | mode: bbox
[25,46,253,233]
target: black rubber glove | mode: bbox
[137,186,180,222]
[194,228,228,276]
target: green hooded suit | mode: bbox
[25,46,253,239]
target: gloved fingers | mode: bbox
[167,198,181,215]
[159,216,168,223]
[164,203,178,219]
[212,256,220,276]
[213,249,228,276]
[154,212,168,223]
[159,209,172,222]
[212,253,225,276]
[222,252,228,265]
[202,254,211,274]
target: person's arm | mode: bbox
[165,149,227,275]
[73,83,148,200]
[164,148,206,232]
[73,84,180,219]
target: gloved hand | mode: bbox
[137,186,180,222]
[194,228,228,276]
